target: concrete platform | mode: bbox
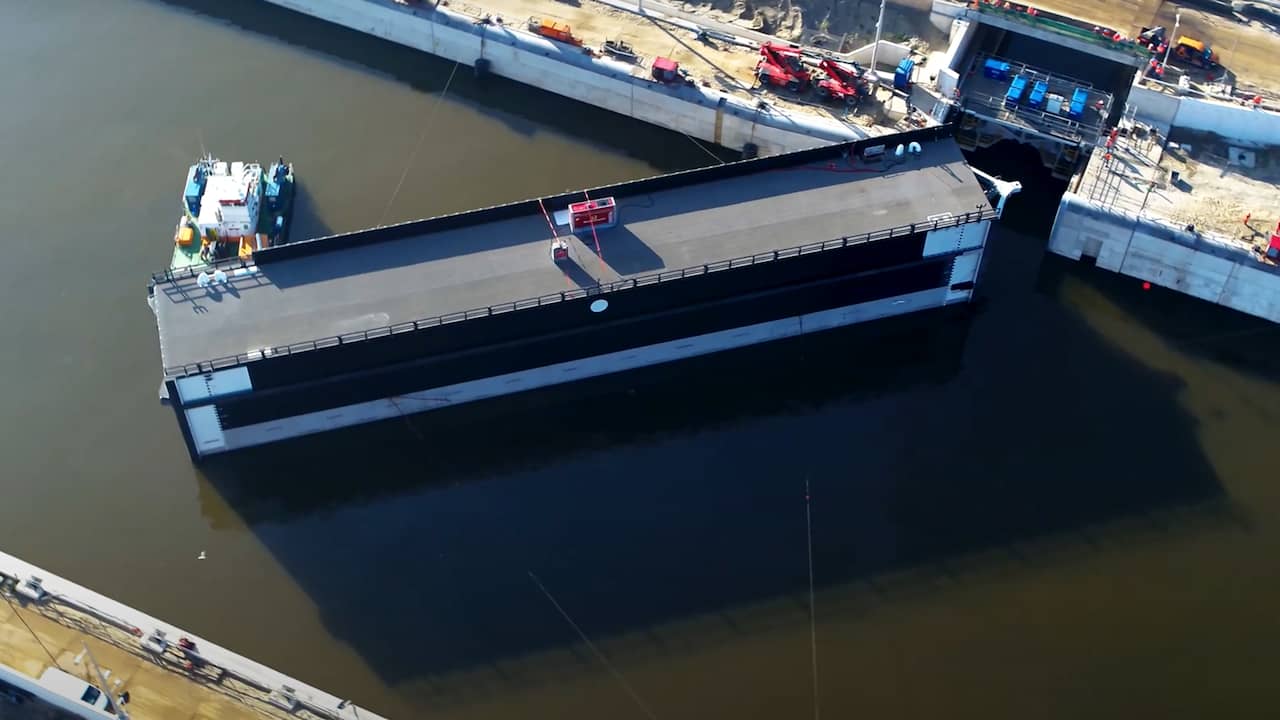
[960,54,1111,143]
[1004,0,1280,101]
[0,550,386,720]
[1076,128,1280,267]
[152,139,991,373]
[1049,127,1280,322]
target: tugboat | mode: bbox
[170,155,295,271]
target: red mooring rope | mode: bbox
[581,189,608,278]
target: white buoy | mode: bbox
[894,144,905,160]
[908,141,922,155]
[590,299,609,313]
[196,272,212,288]
[213,269,228,285]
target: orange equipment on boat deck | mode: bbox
[529,18,580,46]
[238,233,271,260]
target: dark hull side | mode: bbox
[166,225,984,459]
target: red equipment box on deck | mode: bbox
[568,197,617,233]
[652,57,680,83]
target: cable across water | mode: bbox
[380,61,462,227]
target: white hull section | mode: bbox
[259,0,866,155]
[191,286,955,455]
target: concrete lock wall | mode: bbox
[1049,193,1280,322]
[262,0,866,155]
[1127,83,1280,145]
[942,19,976,74]
[1171,97,1280,146]
[1125,84,1180,132]
[846,40,913,70]
[933,18,975,100]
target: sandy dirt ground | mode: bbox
[464,0,1280,97]
[448,0,768,89]
[443,0,926,131]
[1092,126,1280,252]
[435,0,1280,132]
[0,595,291,720]
[679,0,950,49]
[1159,138,1280,249]
[1024,0,1280,95]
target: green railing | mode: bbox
[970,4,1151,60]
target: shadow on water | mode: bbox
[188,138,1243,703]
[195,254,1230,701]
[968,140,1280,386]
[964,139,1066,238]
[151,0,738,169]
[198,305,976,525]
[287,179,338,244]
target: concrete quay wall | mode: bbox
[0,549,387,720]
[262,0,870,155]
[1049,193,1280,322]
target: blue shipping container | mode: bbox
[183,166,204,214]
[894,58,915,91]
[1005,75,1028,108]
[1028,80,1048,109]
[983,59,1011,80]
[1068,88,1088,118]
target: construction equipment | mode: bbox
[1174,36,1219,69]
[550,238,570,264]
[651,56,693,85]
[893,57,915,92]
[1137,26,1166,51]
[567,197,617,234]
[1067,87,1088,119]
[1027,79,1048,110]
[528,17,581,46]
[814,58,866,104]
[756,43,811,92]
[602,38,638,63]
[1005,75,1028,109]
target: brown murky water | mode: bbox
[2,1,1278,718]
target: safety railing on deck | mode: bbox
[960,54,1108,143]
[963,91,1095,142]
[968,3,1151,61]
[162,206,998,378]
[150,256,256,286]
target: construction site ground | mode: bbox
[1023,0,1280,98]
[1158,135,1280,250]
[1080,126,1280,260]
[0,593,295,720]
[442,0,929,134]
